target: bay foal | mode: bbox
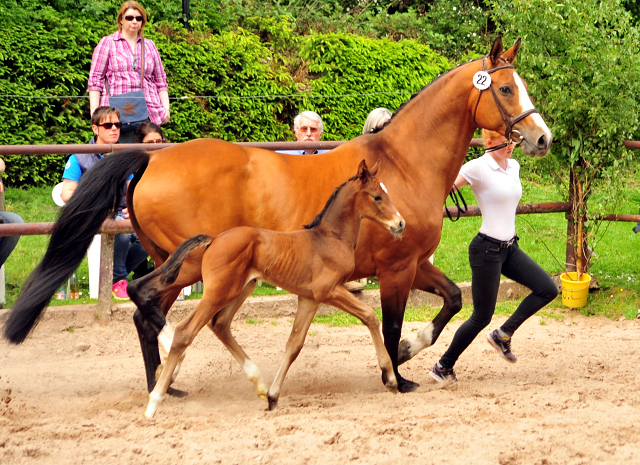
[132,160,406,418]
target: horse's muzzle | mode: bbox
[390,219,406,238]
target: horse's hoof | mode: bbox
[268,397,279,411]
[167,387,189,398]
[381,372,398,394]
[397,376,420,393]
[397,339,412,366]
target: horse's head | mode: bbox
[472,37,552,157]
[356,159,405,238]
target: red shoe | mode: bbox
[112,279,130,300]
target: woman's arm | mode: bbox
[87,36,111,115]
[61,180,78,202]
[453,174,469,190]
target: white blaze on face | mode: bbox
[514,72,551,135]
[380,182,388,194]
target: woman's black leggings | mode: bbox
[439,234,558,369]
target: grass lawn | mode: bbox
[3,161,639,320]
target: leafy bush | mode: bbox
[0,2,452,186]
[490,0,640,268]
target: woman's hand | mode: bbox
[161,107,170,124]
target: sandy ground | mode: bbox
[1,310,640,465]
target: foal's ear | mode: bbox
[357,159,370,180]
[489,36,504,66]
[369,159,381,176]
[502,38,521,64]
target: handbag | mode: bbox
[106,38,149,133]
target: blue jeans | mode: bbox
[0,211,23,268]
[439,234,558,369]
[113,214,148,283]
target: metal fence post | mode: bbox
[97,233,115,314]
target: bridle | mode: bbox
[473,56,539,152]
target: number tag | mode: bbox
[473,71,491,90]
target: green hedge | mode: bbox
[0,4,451,187]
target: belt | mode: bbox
[478,233,518,249]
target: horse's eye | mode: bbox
[373,195,383,202]
[500,86,512,95]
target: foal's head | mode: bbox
[353,160,405,238]
[304,160,405,238]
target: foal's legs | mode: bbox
[145,293,223,418]
[267,297,320,411]
[129,267,191,393]
[324,287,398,394]
[129,255,203,394]
[207,279,270,401]
[397,259,462,365]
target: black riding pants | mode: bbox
[439,234,558,369]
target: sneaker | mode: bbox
[633,224,640,234]
[112,279,130,300]
[343,281,364,292]
[487,329,517,363]
[429,363,457,383]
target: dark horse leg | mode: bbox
[397,259,462,365]
[378,264,420,393]
[128,268,186,396]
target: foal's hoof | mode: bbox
[268,396,279,411]
[381,372,398,394]
[397,339,413,366]
[397,376,420,393]
[167,387,189,398]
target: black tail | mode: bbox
[3,150,151,343]
[160,234,213,286]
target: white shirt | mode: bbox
[459,153,522,241]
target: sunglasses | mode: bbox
[124,15,144,22]
[143,138,164,144]
[97,122,122,129]
[299,126,319,133]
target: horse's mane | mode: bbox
[371,57,484,134]
[303,172,360,229]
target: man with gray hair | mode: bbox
[277,111,330,155]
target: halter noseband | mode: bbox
[473,56,539,151]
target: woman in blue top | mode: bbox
[61,106,148,300]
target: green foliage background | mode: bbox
[0,0,463,187]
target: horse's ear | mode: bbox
[358,159,369,180]
[489,36,504,66]
[502,38,521,64]
[369,159,381,176]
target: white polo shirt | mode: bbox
[459,153,522,241]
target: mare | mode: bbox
[136,160,406,417]
[3,37,552,394]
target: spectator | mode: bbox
[362,108,392,135]
[61,106,149,300]
[134,121,166,144]
[88,1,170,143]
[429,128,558,384]
[0,157,24,305]
[277,111,330,155]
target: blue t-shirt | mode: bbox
[62,154,133,182]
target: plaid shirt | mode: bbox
[88,31,168,125]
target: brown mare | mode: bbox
[4,37,551,395]
[136,160,405,417]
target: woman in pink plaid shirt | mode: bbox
[88,1,169,143]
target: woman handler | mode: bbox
[430,129,558,383]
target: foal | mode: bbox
[136,160,405,418]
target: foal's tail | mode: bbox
[3,150,151,344]
[160,235,213,286]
